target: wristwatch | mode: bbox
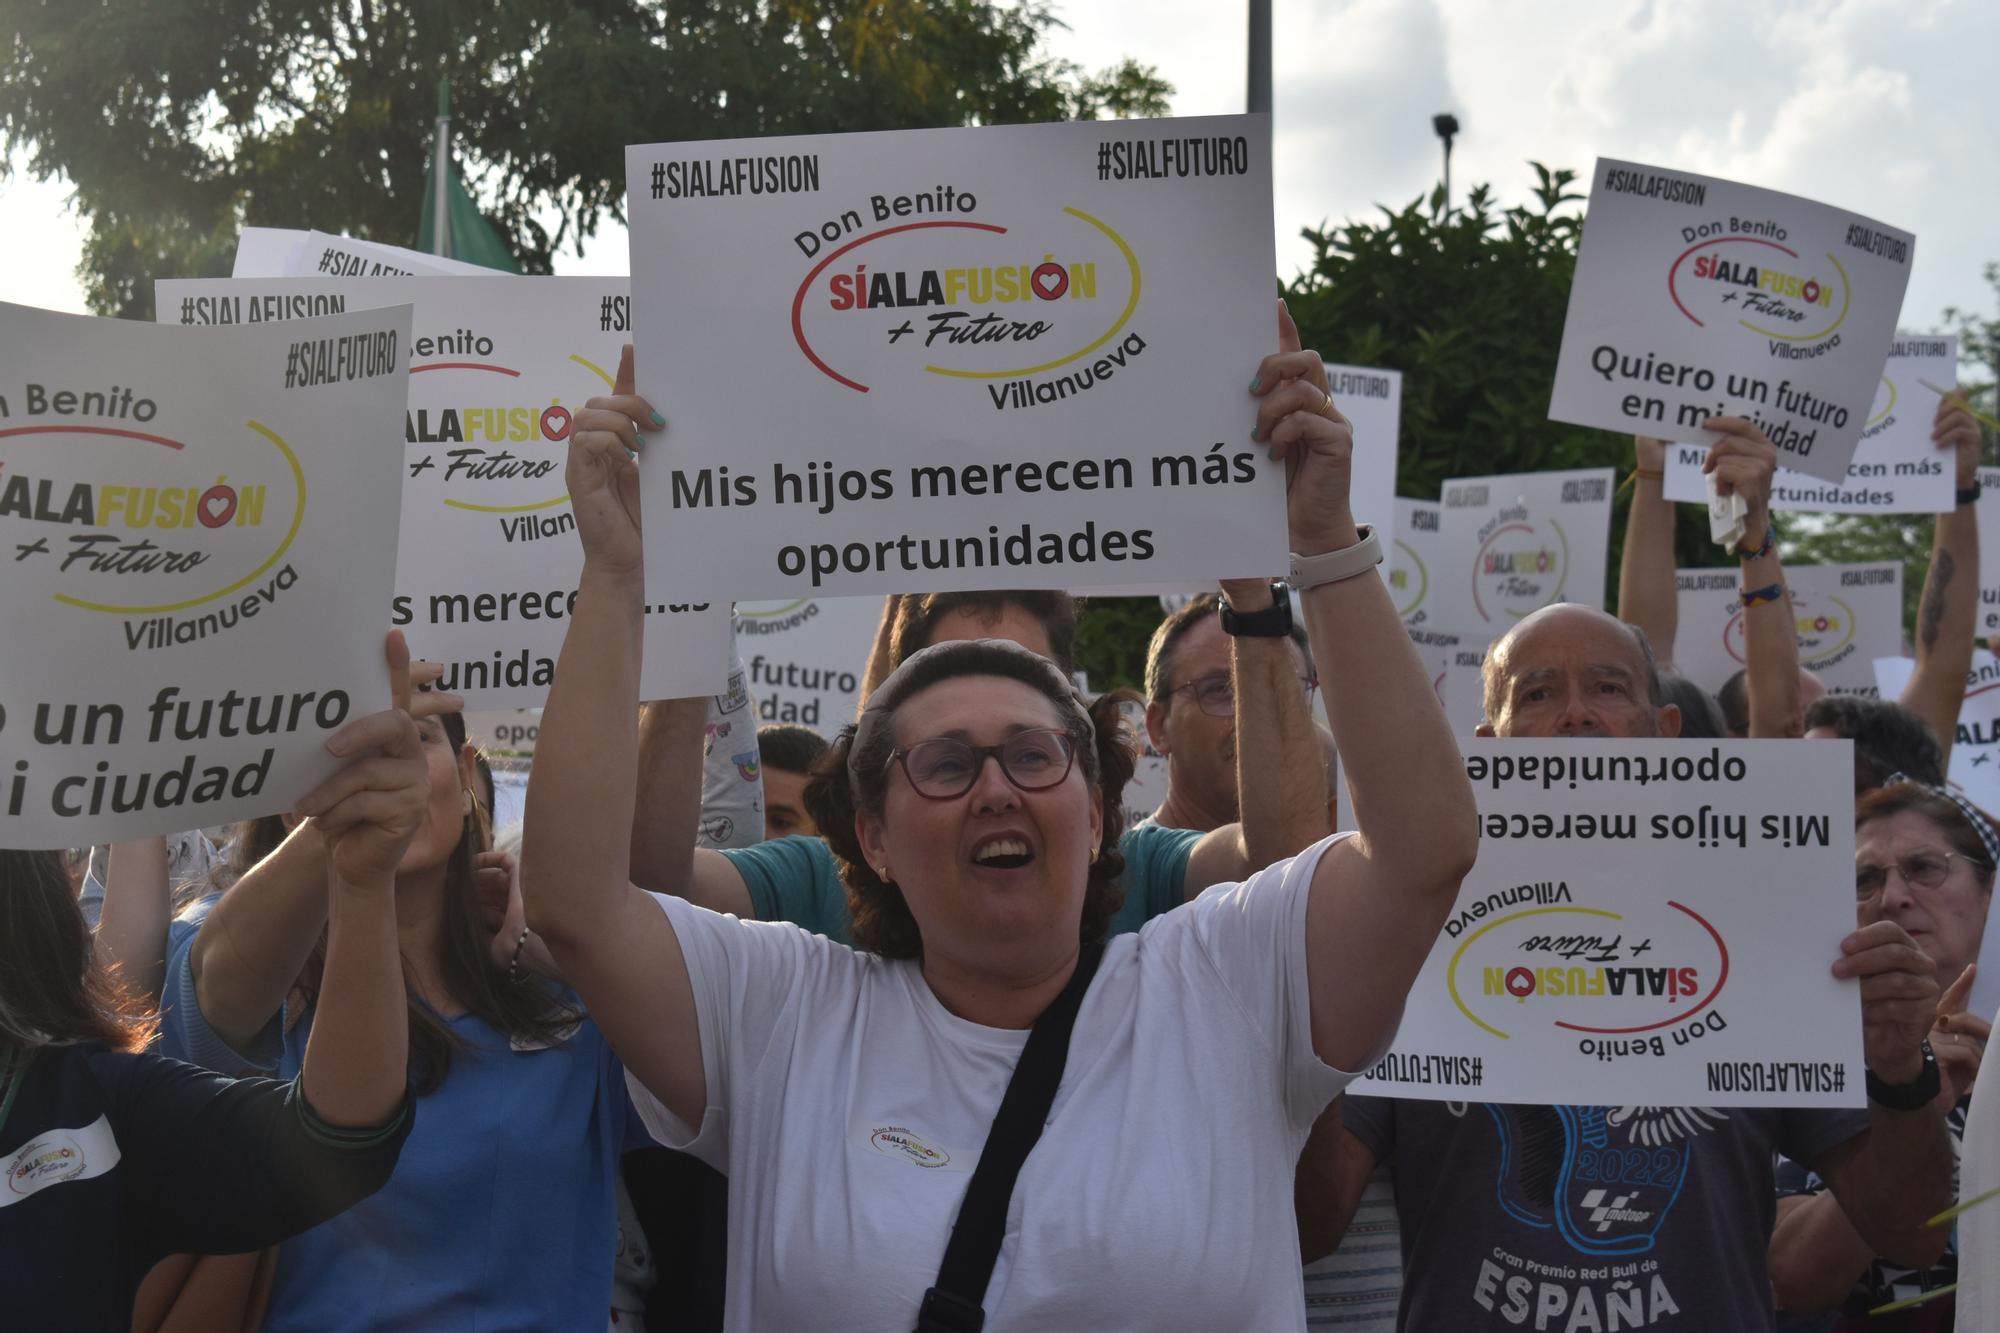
[1865,1038,1941,1111]
[1289,525,1383,591]
[1219,583,1294,637]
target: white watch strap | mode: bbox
[1288,525,1382,590]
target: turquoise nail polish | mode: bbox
[1248,376,1261,392]
[650,411,666,427]
[1250,425,1261,442]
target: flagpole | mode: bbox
[431,78,452,258]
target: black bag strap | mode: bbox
[914,940,1107,1333]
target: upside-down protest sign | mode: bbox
[0,300,411,846]
[1347,738,1863,1107]
[1551,159,1913,485]
[625,115,1284,601]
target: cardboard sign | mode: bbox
[287,230,489,279]
[1673,561,1902,696]
[1409,626,1491,736]
[1663,336,1958,513]
[464,709,541,760]
[1432,469,1615,634]
[735,595,886,731]
[1979,467,2000,637]
[1551,159,1913,484]
[1874,652,2000,1021]
[232,226,310,278]
[0,300,412,846]
[624,115,1284,600]
[1389,498,1442,628]
[158,276,733,707]
[1347,738,1863,1106]
[1328,362,1401,534]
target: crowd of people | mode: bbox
[0,304,1990,1332]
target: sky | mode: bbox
[0,0,1992,346]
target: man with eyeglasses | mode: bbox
[1142,591,1321,832]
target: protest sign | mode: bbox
[1431,469,1614,634]
[735,595,886,729]
[285,230,490,279]
[1390,498,1442,627]
[464,710,540,760]
[1327,362,1400,533]
[1347,738,1863,1106]
[1979,466,2000,635]
[1550,159,1913,485]
[624,115,1283,601]
[158,276,732,707]
[1673,561,1902,696]
[0,300,411,846]
[1662,336,1958,513]
[1875,651,2000,1020]
[1409,626,1490,736]
[232,226,309,278]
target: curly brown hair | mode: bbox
[803,642,1137,958]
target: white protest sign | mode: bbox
[1327,363,1400,534]
[464,710,541,760]
[624,115,1282,601]
[736,596,886,731]
[287,230,489,279]
[1431,469,1614,634]
[1979,466,2000,636]
[1348,738,1863,1106]
[1673,561,1902,696]
[1408,626,1491,736]
[1551,159,1913,484]
[232,226,309,278]
[1872,652,2000,1021]
[1389,498,1441,627]
[1663,336,1958,513]
[0,300,411,846]
[157,276,732,706]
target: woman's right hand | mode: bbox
[296,631,432,889]
[567,343,663,576]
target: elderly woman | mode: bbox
[1771,777,1993,1328]
[523,317,1479,1331]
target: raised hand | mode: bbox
[1249,300,1358,554]
[296,631,432,889]
[1932,962,1987,1105]
[1833,919,1942,1087]
[1934,388,1983,490]
[1701,416,1779,547]
[566,343,663,576]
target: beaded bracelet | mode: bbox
[506,926,532,983]
[1734,524,1775,561]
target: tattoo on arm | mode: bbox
[1920,550,1956,654]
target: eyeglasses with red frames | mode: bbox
[1162,671,1319,718]
[888,728,1078,799]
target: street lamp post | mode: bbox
[1432,112,1459,212]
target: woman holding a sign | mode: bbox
[0,638,426,1332]
[161,657,651,1328]
[523,326,1480,1331]
[1770,778,1996,1326]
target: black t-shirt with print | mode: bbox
[0,1042,410,1332]
[1344,1096,1868,1332]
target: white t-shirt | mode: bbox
[627,833,1360,1332]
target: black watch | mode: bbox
[1218,584,1294,638]
[1865,1038,1941,1111]
[1957,480,1982,507]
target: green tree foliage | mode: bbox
[0,0,1170,318]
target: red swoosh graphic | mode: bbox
[0,424,184,450]
[791,220,1009,392]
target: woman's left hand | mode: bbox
[1249,300,1357,554]
[1934,962,1987,1104]
[475,848,526,973]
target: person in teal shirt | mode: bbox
[632,587,1331,936]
